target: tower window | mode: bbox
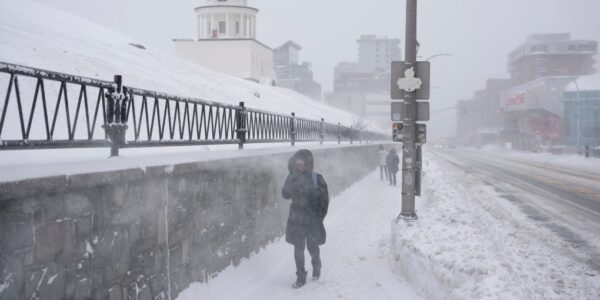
[579,44,597,51]
[530,44,547,52]
[219,21,226,34]
[236,21,240,34]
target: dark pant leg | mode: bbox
[307,242,320,271]
[393,173,397,186]
[306,237,321,279]
[294,244,305,274]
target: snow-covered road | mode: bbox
[393,148,600,299]
[433,148,600,270]
[176,171,423,300]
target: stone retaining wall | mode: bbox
[0,145,382,300]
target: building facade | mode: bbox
[357,35,402,73]
[496,33,598,150]
[274,41,322,101]
[500,77,570,149]
[325,62,393,128]
[173,0,274,83]
[508,33,597,85]
[456,79,512,146]
[563,75,600,147]
[325,36,401,129]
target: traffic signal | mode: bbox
[393,123,404,142]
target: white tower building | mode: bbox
[174,0,274,84]
[357,35,402,73]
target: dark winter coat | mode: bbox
[386,149,400,174]
[281,149,329,246]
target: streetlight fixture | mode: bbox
[425,53,454,61]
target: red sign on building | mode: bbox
[506,92,526,107]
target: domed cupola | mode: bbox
[195,0,259,39]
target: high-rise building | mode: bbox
[325,35,401,128]
[508,33,597,85]
[357,35,402,73]
[274,41,322,101]
[332,63,389,94]
[173,0,274,84]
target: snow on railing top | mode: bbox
[126,86,239,110]
[0,62,116,89]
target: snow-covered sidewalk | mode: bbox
[176,171,423,300]
[391,154,600,299]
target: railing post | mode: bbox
[350,126,354,145]
[337,123,341,144]
[320,118,325,145]
[236,101,247,150]
[102,75,129,157]
[290,112,296,146]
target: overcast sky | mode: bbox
[31,0,600,138]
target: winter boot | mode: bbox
[312,267,321,281]
[311,256,321,280]
[292,270,307,289]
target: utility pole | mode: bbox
[399,0,419,221]
[390,0,429,221]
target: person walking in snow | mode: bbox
[386,148,400,186]
[378,145,389,182]
[282,149,329,289]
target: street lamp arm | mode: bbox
[425,53,454,61]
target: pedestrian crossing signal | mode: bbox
[393,123,404,142]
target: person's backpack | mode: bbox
[309,172,327,218]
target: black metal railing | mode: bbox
[0,62,387,156]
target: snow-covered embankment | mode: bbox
[390,154,600,299]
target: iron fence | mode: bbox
[0,62,387,156]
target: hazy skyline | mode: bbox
[30,0,600,138]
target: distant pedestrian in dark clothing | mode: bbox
[386,148,400,186]
[281,149,329,289]
[378,145,389,181]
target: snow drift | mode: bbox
[0,0,378,131]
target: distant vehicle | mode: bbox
[433,143,443,149]
[548,145,568,155]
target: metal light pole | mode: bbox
[399,0,419,221]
